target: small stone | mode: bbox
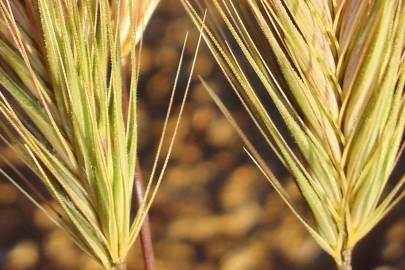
[6,241,39,269]
[220,165,260,209]
[167,204,261,241]
[206,117,237,147]
[220,242,267,270]
[192,106,216,133]
[222,204,262,237]
[172,144,202,164]
[155,241,195,261]
[44,230,82,268]
[155,259,192,270]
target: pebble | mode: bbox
[5,241,39,269]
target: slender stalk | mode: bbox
[112,263,127,270]
[135,161,157,270]
[337,249,352,270]
[122,72,157,270]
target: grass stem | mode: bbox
[112,263,127,270]
[122,66,157,270]
[338,249,352,270]
[135,161,157,270]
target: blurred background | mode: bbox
[0,0,404,269]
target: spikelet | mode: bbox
[182,0,404,269]
[0,1,201,269]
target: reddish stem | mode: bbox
[122,70,156,270]
[135,161,157,270]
